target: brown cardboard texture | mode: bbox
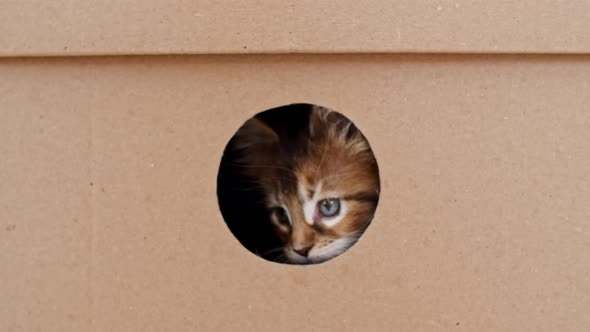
[1,54,589,331]
[2,1,590,56]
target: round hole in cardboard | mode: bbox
[216,103,380,265]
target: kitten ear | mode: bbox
[310,106,368,153]
[234,117,279,150]
[309,106,332,139]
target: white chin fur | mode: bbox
[285,237,356,264]
[285,251,309,264]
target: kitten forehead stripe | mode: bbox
[301,181,322,226]
[342,191,380,203]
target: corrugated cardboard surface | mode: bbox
[1,54,589,331]
[2,1,590,56]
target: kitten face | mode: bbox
[233,105,379,264]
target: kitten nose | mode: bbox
[293,245,312,257]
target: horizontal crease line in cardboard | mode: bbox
[2,48,590,59]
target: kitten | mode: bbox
[230,104,380,264]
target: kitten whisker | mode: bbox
[259,246,285,256]
[274,253,288,264]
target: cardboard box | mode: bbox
[1,2,589,331]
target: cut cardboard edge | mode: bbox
[2,1,590,57]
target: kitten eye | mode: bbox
[318,199,340,218]
[273,207,290,226]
